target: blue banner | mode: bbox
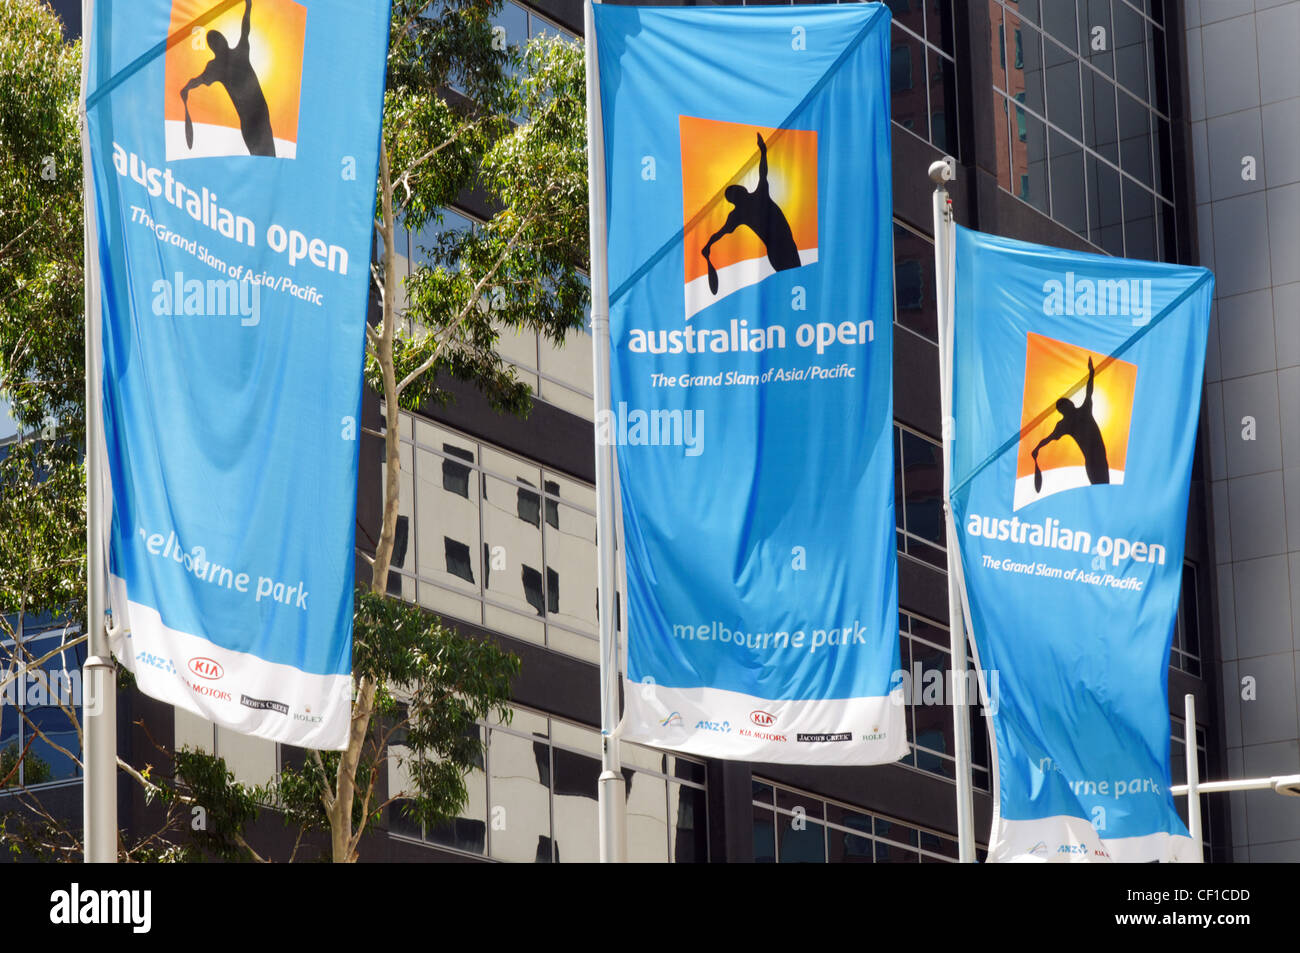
[593,4,906,764]
[950,226,1212,861]
[85,0,390,748]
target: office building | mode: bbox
[9,0,1298,862]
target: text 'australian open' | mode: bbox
[111,142,349,274]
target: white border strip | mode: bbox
[110,576,351,750]
[621,679,908,766]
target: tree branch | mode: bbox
[395,213,536,396]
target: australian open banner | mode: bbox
[950,226,1213,861]
[593,4,906,764]
[84,0,390,748]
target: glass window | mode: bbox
[516,478,541,527]
[897,425,946,567]
[1123,176,1156,261]
[1111,0,1148,100]
[445,536,474,584]
[1087,154,1125,256]
[442,443,473,498]
[1082,69,1119,163]
[668,782,708,862]
[391,411,607,661]
[1049,130,1087,236]
[753,805,777,863]
[892,42,914,93]
[1041,0,1077,54]
[896,258,924,312]
[1079,0,1115,77]
[755,778,963,863]
[0,623,84,789]
[487,726,552,863]
[1172,562,1201,677]
[928,50,958,154]
[1117,90,1152,188]
[543,479,560,529]
[893,220,937,343]
[1011,99,1049,216]
[1044,50,1082,141]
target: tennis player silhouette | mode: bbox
[179,0,275,157]
[701,133,801,294]
[1031,356,1110,492]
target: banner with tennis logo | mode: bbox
[84,0,390,748]
[592,3,906,764]
[950,226,1213,861]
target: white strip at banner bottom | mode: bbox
[621,679,909,765]
[991,814,1199,863]
[109,575,352,750]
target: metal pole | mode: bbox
[79,0,118,864]
[1184,693,1203,863]
[584,0,626,864]
[930,157,976,863]
[1172,774,1300,796]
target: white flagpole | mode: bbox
[1183,693,1203,863]
[930,157,976,863]
[79,0,118,864]
[585,0,626,864]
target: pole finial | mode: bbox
[929,156,956,185]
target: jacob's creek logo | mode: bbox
[187,656,224,680]
[796,732,852,743]
[164,0,307,161]
[679,116,817,321]
[1013,333,1136,512]
[241,694,289,715]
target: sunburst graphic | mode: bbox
[679,115,818,321]
[163,0,306,161]
[1013,333,1137,511]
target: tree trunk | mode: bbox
[330,142,402,862]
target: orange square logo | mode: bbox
[164,0,306,161]
[1014,333,1137,511]
[679,116,817,320]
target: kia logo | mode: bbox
[188,657,224,680]
[750,710,775,727]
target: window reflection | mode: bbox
[755,777,962,862]
[390,706,707,862]
[0,621,84,789]
[989,0,1174,259]
[387,411,609,663]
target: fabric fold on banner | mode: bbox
[84,0,391,749]
[949,225,1213,861]
[593,3,906,765]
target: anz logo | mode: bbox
[136,652,177,675]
